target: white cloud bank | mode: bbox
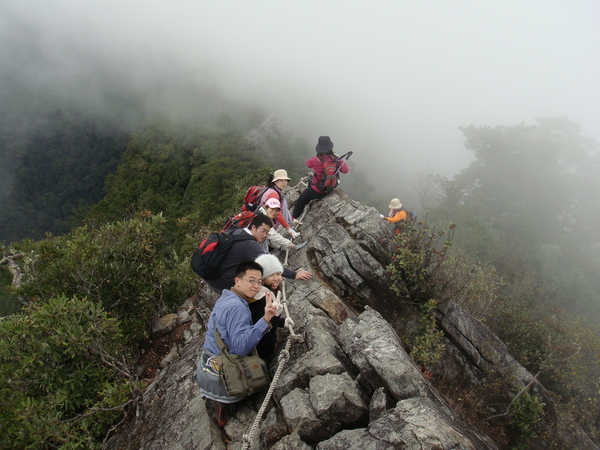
[2,0,599,192]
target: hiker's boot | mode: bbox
[205,399,227,427]
[215,402,229,428]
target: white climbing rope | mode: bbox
[242,248,299,450]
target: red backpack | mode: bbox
[315,156,340,193]
[221,210,257,233]
[240,185,269,212]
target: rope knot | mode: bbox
[278,349,290,362]
[242,433,253,448]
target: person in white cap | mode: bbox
[379,198,407,235]
[260,169,300,231]
[255,198,307,252]
[249,253,291,360]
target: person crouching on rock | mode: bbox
[292,136,349,219]
[250,254,288,361]
[195,260,276,427]
[379,198,407,235]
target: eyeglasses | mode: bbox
[241,277,263,286]
[270,208,281,212]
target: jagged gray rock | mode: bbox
[239,115,293,162]
[104,189,598,450]
[309,372,368,425]
[338,307,429,401]
[151,313,178,340]
[317,397,481,449]
[368,387,390,423]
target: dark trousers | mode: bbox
[292,186,327,218]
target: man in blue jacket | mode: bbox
[195,260,277,426]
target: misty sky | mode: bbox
[2,0,599,194]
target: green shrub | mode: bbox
[0,295,129,449]
[509,389,545,448]
[407,299,446,369]
[386,220,455,306]
[16,213,196,344]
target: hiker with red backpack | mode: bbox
[292,136,350,219]
[260,169,298,227]
[256,198,306,252]
[239,170,300,236]
[199,214,311,293]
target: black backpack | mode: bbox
[191,231,254,280]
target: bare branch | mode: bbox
[480,371,541,423]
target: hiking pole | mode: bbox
[333,151,353,177]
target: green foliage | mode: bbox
[431,118,600,318]
[490,288,600,442]
[184,156,261,220]
[0,295,129,449]
[386,220,455,305]
[508,389,545,448]
[441,255,503,319]
[87,121,298,226]
[0,265,22,317]
[16,213,196,343]
[386,222,461,370]
[416,119,600,441]
[407,299,446,368]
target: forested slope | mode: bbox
[0,109,599,448]
[0,108,128,242]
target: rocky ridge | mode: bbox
[105,188,597,449]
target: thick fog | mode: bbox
[2,0,599,192]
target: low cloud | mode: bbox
[2,0,599,193]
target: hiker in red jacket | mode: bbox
[292,136,349,218]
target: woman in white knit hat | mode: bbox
[379,198,407,235]
[249,254,286,360]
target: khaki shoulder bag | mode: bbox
[214,323,271,398]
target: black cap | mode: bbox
[315,136,334,153]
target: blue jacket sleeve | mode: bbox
[205,291,270,356]
[219,298,269,356]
